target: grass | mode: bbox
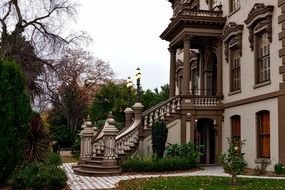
[117,176,285,190]
[61,155,79,163]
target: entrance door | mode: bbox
[196,118,216,164]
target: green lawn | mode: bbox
[61,155,79,163]
[117,176,285,190]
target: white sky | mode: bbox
[74,0,173,90]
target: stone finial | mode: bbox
[85,115,93,128]
[107,112,115,125]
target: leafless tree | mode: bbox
[0,0,90,99]
[36,48,114,131]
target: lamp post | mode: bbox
[126,76,133,107]
[135,67,142,102]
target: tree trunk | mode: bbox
[231,174,237,186]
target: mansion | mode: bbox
[74,0,285,175]
[141,0,285,170]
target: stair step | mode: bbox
[80,164,119,171]
[86,160,103,164]
[73,168,121,176]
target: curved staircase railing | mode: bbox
[142,96,181,129]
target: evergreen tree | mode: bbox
[0,59,31,184]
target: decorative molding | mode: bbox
[222,22,244,63]
[182,33,191,42]
[168,46,177,54]
[176,59,183,69]
[244,3,274,51]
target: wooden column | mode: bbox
[182,34,191,95]
[216,41,223,96]
[169,47,177,97]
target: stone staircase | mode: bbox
[73,103,143,176]
[73,95,222,176]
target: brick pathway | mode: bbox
[62,163,285,190]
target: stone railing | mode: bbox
[142,96,181,130]
[191,96,222,106]
[179,8,223,17]
[173,2,223,19]
[115,119,140,155]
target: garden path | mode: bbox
[62,163,285,190]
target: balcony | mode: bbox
[160,3,226,43]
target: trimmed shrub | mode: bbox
[11,162,67,190]
[0,59,32,184]
[152,122,168,158]
[45,152,62,166]
[166,141,202,161]
[121,155,196,172]
[274,163,285,175]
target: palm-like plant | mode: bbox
[25,116,51,163]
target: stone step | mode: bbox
[86,159,103,164]
[73,167,121,177]
[80,164,119,171]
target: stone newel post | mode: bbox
[124,107,134,128]
[133,102,144,152]
[102,113,119,166]
[79,116,96,160]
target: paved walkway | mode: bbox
[62,163,285,190]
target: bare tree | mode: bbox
[37,48,114,131]
[0,0,89,99]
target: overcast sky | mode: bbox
[74,0,173,90]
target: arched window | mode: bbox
[231,115,241,141]
[256,110,270,158]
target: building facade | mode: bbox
[141,0,285,170]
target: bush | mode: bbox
[121,155,196,172]
[25,115,51,163]
[255,159,268,175]
[219,138,247,185]
[50,125,76,148]
[0,59,32,184]
[274,163,285,175]
[11,163,67,190]
[166,141,202,161]
[45,152,62,166]
[152,122,168,158]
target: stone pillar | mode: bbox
[216,41,223,96]
[102,113,119,166]
[169,47,177,97]
[79,116,96,160]
[124,107,134,128]
[182,34,191,95]
[133,102,144,152]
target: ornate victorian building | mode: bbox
[143,0,285,170]
[74,0,285,175]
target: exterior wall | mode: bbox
[223,0,282,104]
[142,119,181,155]
[223,98,279,171]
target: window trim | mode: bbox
[228,0,241,16]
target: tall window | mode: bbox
[229,0,240,12]
[257,111,270,158]
[231,115,241,141]
[257,32,270,83]
[230,48,241,91]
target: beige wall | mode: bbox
[142,119,182,155]
[222,0,282,103]
[223,98,279,171]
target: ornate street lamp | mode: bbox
[135,67,142,102]
[126,76,133,107]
